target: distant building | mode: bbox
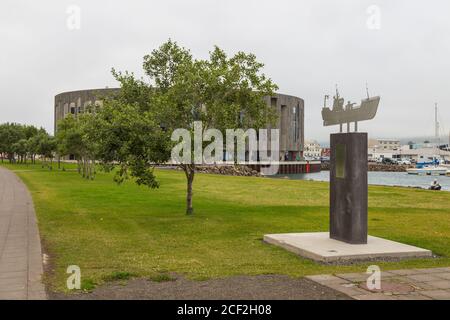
[368,138,401,160]
[397,145,450,162]
[304,140,321,159]
[54,88,120,134]
[368,138,400,150]
[367,148,395,160]
[55,88,306,162]
[407,141,437,150]
[321,147,331,158]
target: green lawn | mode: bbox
[2,163,450,292]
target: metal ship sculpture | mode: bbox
[322,87,380,132]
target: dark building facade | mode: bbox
[54,88,120,134]
[264,94,305,161]
[54,88,305,161]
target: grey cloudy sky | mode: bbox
[1,0,449,141]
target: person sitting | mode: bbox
[430,180,442,191]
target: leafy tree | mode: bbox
[0,123,52,164]
[36,133,57,169]
[24,125,39,140]
[12,139,28,163]
[107,40,278,215]
[94,101,171,186]
[0,124,9,162]
[56,114,97,178]
[0,123,25,162]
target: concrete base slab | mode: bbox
[264,232,432,263]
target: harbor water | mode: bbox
[275,171,450,191]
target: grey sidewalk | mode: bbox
[0,166,46,300]
[307,267,450,300]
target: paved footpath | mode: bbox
[307,267,450,300]
[0,167,46,300]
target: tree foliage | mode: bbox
[56,113,99,179]
[0,123,54,165]
[2,40,279,216]
[106,40,278,214]
[93,101,171,186]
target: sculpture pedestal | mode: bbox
[330,133,368,244]
[263,132,433,263]
[264,233,432,263]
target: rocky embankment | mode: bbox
[196,165,261,176]
[321,162,414,172]
[171,165,261,177]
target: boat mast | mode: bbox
[366,82,370,99]
[435,103,440,142]
[335,85,343,133]
[434,103,441,164]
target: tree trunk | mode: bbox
[83,158,87,178]
[90,159,95,180]
[92,160,96,179]
[184,165,195,215]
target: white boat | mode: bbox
[440,164,450,176]
[407,166,448,176]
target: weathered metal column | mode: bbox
[329,132,368,244]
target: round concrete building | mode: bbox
[54,88,305,161]
[54,88,120,133]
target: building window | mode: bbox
[292,105,299,142]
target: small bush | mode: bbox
[103,271,135,282]
[81,278,96,291]
[149,273,176,283]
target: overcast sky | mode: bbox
[1,0,449,141]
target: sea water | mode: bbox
[274,171,450,191]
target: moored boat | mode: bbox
[406,166,448,176]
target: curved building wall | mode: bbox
[54,89,304,159]
[54,88,120,133]
[265,93,305,160]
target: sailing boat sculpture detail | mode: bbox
[322,88,380,132]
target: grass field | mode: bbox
[2,162,450,292]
